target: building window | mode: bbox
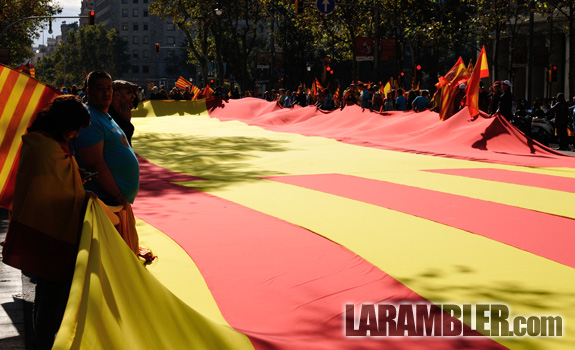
[167,23,175,31]
[143,50,149,58]
[122,9,128,17]
[143,65,149,73]
[122,36,128,43]
[133,66,139,74]
[133,36,139,44]
[133,0,139,3]
[143,23,149,30]
[166,36,175,45]
[133,9,138,17]
[143,36,149,44]
[143,10,149,17]
[133,50,139,59]
[133,23,139,30]
[122,23,128,31]
[122,0,128,3]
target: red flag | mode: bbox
[204,84,214,98]
[175,76,192,90]
[0,64,61,209]
[466,46,489,119]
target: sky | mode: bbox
[34,0,81,47]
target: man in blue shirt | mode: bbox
[412,90,430,112]
[75,71,140,205]
[395,89,406,111]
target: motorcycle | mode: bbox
[511,107,533,137]
[530,109,556,146]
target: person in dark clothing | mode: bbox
[109,80,138,145]
[548,93,570,150]
[488,81,501,116]
[497,80,514,120]
[478,81,490,113]
[295,87,307,106]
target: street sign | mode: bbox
[317,0,335,14]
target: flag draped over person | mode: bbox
[437,57,470,121]
[466,46,490,119]
[0,64,60,209]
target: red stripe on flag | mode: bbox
[266,173,575,268]
[426,168,575,193]
[133,157,504,349]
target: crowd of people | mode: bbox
[59,76,574,152]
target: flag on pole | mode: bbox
[175,76,192,90]
[333,85,341,107]
[191,85,202,100]
[311,78,324,98]
[0,64,60,209]
[382,80,391,97]
[204,85,214,98]
[467,59,474,76]
[438,57,470,121]
[466,46,489,119]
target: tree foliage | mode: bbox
[0,0,61,65]
[35,24,129,88]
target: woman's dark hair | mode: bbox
[28,95,91,142]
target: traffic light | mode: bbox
[88,11,95,25]
[551,64,558,82]
[155,43,160,53]
[296,0,304,14]
[415,64,423,83]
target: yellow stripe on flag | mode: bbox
[54,198,254,349]
[0,72,49,200]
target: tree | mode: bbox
[543,0,575,97]
[36,24,129,88]
[0,0,61,65]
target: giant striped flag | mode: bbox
[0,64,60,209]
[54,99,575,349]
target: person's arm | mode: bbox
[77,141,128,206]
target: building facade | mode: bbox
[86,0,188,93]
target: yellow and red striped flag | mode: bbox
[203,84,214,98]
[0,64,60,209]
[175,76,192,90]
[191,85,202,100]
[311,78,324,97]
[332,85,341,107]
[439,57,470,121]
[466,46,489,119]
